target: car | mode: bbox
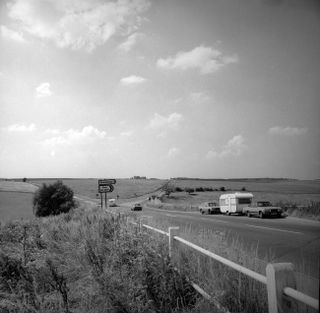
[199,202,220,214]
[243,201,283,218]
[131,203,143,211]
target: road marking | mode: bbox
[245,224,303,235]
[200,218,229,224]
[165,214,177,217]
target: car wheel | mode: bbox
[226,211,230,216]
[200,210,204,214]
[259,211,264,218]
[246,211,251,217]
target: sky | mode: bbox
[0,0,319,179]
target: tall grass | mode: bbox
[276,200,320,220]
[0,204,219,313]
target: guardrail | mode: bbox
[138,219,319,313]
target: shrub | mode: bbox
[219,187,226,192]
[241,187,246,191]
[185,188,195,194]
[175,187,183,192]
[195,187,204,192]
[33,180,76,217]
[22,177,27,182]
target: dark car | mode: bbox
[131,203,142,211]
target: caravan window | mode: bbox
[238,198,252,204]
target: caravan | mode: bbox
[219,193,253,215]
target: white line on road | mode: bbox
[245,224,303,235]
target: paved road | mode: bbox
[75,194,320,278]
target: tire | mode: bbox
[200,209,204,215]
[246,211,251,217]
[226,211,230,216]
[259,211,264,219]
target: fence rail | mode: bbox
[138,220,319,313]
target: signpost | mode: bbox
[98,179,116,209]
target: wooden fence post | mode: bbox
[266,263,298,313]
[168,227,179,258]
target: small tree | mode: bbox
[33,180,75,217]
[22,177,27,182]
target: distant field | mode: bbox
[0,192,34,222]
[168,179,320,207]
[30,178,167,200]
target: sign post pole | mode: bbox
[98,179,116,210]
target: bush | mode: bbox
[175,187,183,192]
[219,187,226,192]
[33,180,76,217]
[195,187,204,192]
[185,188,195,194]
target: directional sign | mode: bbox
[99,184,114,193]
[98,179,116,186]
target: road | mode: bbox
[75,194,320,279]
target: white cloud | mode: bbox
[120,130,133,137]
[206,135,247,159]
[0,25,25,42]
[157,45,238,74]
[167,147,180,158]
[6,123,36,132]
[120,75,146,85]
[5,0,150,52]
[43,125,106,147]
[118,32,143,52]
[35,82,52,98]
[147,112,183,131]
[190,91,210,103]
[268,126,308,136]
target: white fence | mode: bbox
[137,219,319,313]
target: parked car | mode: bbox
[199,202,220,214]
[131,203,143,211]
[243,201,283,218]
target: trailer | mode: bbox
[219,192,253,215]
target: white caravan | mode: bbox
[219,193,253,215]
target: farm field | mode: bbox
[29,178,167,200]
[165,179,320,209]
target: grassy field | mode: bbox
[29,178,167,200]
[159,179,320,219]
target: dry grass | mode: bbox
[0,203,219,313]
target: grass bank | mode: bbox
[0,203,218,313]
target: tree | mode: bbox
[162,181,175,197]
[22,177,27,182]
[33,180,76,217]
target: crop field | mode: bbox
[166,179,320,207]
[29,178,167,200]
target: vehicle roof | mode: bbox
[219,192,253,199]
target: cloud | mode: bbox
[118,32,143,52]
[5,0,150,52]
[167,147,180,158]
[206,135,247,159]
[43,126,106,147]
[35,82,52,98]
[157,45,238,74]
[6,123,36,132]
[0,25,25,42]
[120,75,146,85]
[120,130,133,137]
[268,126,308,136]
[190,91,210,103]
[147,112,183,131]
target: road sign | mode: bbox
[98,179,116,186]
[99,184,114,193]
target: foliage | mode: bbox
[33,181,76,217]
[185,188,195,194]
[0,207,202,313]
